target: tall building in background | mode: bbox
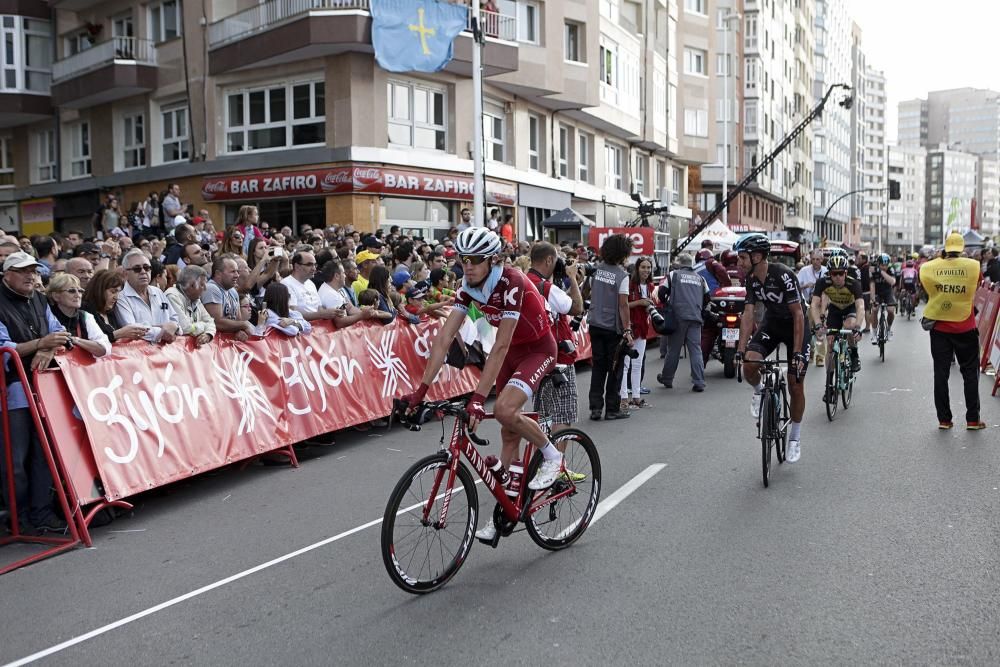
[812,0,852,243]
[925,146,978,245]
[848,22,866,241]
[861,67,887,249]
[886,144,926,253]
[897,87,1000,239]
[784,0,816,238]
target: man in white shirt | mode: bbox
[317,259,375,327]
[165,265,216,346]
[797,250,827,365]
[162,183,185,230]
[204,255,254,341]
[115,249,180,344]
[281,250,343,321]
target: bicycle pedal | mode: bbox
[478,534,501,549]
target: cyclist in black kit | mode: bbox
[734,234,810,463]
[870,253,897,342]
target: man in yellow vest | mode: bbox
[919,233,986,430]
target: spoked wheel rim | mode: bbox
[381,455,477,594]
[826,365,839,421]
[774,392,786,463]
[524,429,602,550]
[760,391,772,487]
[842,365,854,408]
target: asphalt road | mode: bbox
[2,315,999,666]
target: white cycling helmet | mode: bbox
[455,227,503,256]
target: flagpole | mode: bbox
[471,1,485,226]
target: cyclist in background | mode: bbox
[734,234,810,464]
[899,259,919,312]
[810,255,865,401]
[855,252,873,332]
[400,228,565,500]
[870,253,897,342]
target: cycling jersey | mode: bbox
[900,267,918,286]
[454,266,551,344]
[872,266,898,304]
[745,263,803,322]
[813,275,863,311]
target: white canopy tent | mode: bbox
[680,220,739,251]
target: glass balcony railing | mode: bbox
[52,37,157,81]
[208,0,516,48]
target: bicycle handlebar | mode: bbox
[390,398,491,447]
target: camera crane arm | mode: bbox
[674,83,853,254]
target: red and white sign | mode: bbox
[587,227,656,257]
[53,320,482,500]
[201,165,517,206]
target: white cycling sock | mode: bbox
[539,441,561,461]
[753,382,764,393]
[789,421,801,442]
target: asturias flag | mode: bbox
[371,0,469,73]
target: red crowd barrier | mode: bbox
[1,351,84,575]
[974,283,1000,372]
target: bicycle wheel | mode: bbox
[381,453,478,594]
[825,360,839,422]
[774,385,787,463]
[878,314,886,363]
[524,428,602,550]
[841,356,854,409]
[760,389,773,487]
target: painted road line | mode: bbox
[591,463,666,525]
[5,466,664,667]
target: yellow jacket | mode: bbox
[919,256,980,322]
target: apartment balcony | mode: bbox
[207,0,517,77]
[50,37,158,109]
[0,89,52,128]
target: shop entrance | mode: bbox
[224,198,325,235]
[379,197,453,242]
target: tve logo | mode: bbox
[588,227,655,256]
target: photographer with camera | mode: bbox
[656,252,710,392]
[586,234,634,421]
[528,243,584,433]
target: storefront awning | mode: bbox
[541,207,594,229]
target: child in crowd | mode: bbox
[358,289,394,322]
[404,280,448,320]
[259,282,311,336]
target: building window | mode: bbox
[716,54,731,76]
[656,160,665,198]
[69,121,91,178]
[744,102,757,134]
[684,48,707,76]
[0,137,11,187]
[528,113,544,171]
[122,111,146,169]
[564,22,581,62]
[599,42,617,87]
[684,109,708,137]
[578,132,591,183]
[483,102,506,162]
[32,128,56,184]
[227,80,325,153]
[519,1,540,44]
[634,154,646,196]
[605,143,623,191]
[65,30,91,57]
[600,0,619,21]
[149,0,181,43]
[161,103,189,163]
[558,125,569,178]
[387,79,445,151]
[672,166,683,205]
[1,17,51,93]
[684,0,707,15]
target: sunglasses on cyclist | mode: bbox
[830,271,846,277]
[459,255,490,266]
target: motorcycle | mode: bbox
[702,285,746,378]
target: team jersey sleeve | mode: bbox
[813,277,829,298]
[501,272,524,321]
[779,268,801,304]
[744,276,758,305]
[849,277,863,299]
[453,287,471,314]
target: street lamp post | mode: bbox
[720,11,741,227]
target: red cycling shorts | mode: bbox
[496,332,557,399]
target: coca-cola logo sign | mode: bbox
[352,167,382,189]
[320,169,353,193]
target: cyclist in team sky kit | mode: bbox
[734,234,810,463]
[400,228,565,507]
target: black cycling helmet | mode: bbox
[733,233,771,257]
[828,255,849,271]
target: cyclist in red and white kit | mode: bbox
[401,227,564,501]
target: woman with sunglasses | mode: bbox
[47,273,111,357]
[220,225,245,259]
[400,228,564,533]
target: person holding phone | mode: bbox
[258,283,311,337]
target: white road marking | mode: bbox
[591,463,666,525]
[4,466,662,667]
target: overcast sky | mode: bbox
[845,0,999,143]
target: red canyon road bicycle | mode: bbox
[381,397,601,594]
